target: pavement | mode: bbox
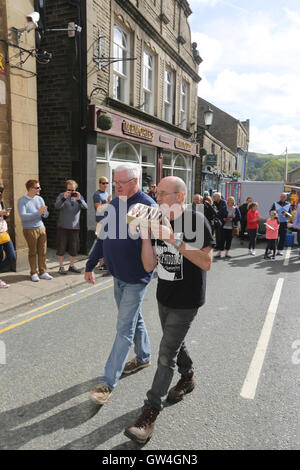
[0,248,110,315]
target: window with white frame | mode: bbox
[143,50,155,114]
[164,68,174,123]
[180,81,188,129]
[113,25,130,103]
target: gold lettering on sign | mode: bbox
[122,121,154,141]
[174,139,192,152]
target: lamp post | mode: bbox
[195,106,214,194]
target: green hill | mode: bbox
[247,152,300,181]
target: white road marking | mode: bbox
[240,277,284,400]
[283,247,291,266]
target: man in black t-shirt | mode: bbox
[124,176,214,445]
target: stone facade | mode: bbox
[196,97,250,194]
[0,0,39,270]
[35,0,200,250]
[87,0,199,131]
[198,97,249,155]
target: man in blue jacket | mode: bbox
[84,163,156,405]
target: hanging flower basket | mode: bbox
[97,113,113,131]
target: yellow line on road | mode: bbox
[0,283,113,335]
[0,279,113,326]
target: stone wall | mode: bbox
[0,0,39,270]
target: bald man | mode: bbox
[124,176,214,445]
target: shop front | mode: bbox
[88,106,197,202]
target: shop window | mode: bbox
[110,142,139,162]
[141,145,156,164]
[174,154,186,169]
[162,151,172,166]
[142,167,156,193]
[113,25,130,104]
[96,135,107,160]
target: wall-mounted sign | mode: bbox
[122,120,154,141]
[206,154,217,166]
[174,138,192,152]
[159,134,171,144]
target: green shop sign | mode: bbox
[206,154,217,166]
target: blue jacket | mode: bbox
[270,200,291,223]
[86,190,156,284]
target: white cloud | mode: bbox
[250,125,300,154]
[283,8,300,25]
[190,0,221,5]
[191,6,300,153]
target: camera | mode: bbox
[71,192,77,197]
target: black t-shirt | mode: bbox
[153,209,215,309]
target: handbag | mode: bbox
[0,231,10,244]
[232,226,239,237]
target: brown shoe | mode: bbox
[89,382,112,405]
[167,375,195,404]
[122,357,151,375]
[124,406,159,445]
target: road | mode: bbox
[0,239,299,450]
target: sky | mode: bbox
[189,0,300,154]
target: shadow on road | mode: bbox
[0,377,102,450]
[226,253,300,274]
[59,408,142,450]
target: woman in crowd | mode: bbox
[246,202,262,256]
[215,196,241,259]
[203,194,218,235]
[0,182,16,288]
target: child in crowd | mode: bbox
[264,211,280,260]
[246,202,262,255]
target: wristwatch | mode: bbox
[174,233,184,250]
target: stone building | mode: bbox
[196,97,250,195]
[0,0,39,270]
[36,0,201,250]
[287,167,300,183]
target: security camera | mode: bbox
[26,12,40,29]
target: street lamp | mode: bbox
[195,106,214,194]
[203,106,214,129]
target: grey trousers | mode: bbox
[145,302,198,411]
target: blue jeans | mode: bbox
[101,278,151,389]
[0,240,16,272]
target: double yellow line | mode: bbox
[0,280,113,335]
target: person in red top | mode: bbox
[246,202,262,255]
[264,211,280,260]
